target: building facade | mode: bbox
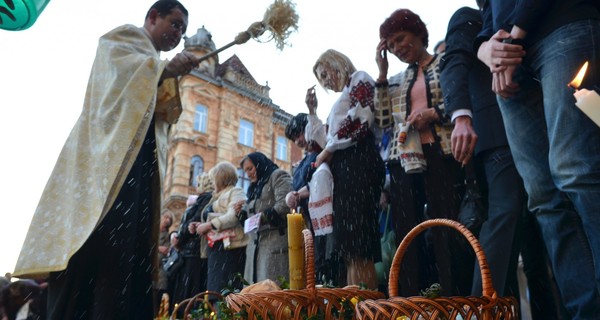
[161,27,303,220]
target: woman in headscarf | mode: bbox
[311,49,386,289]
[239,152,293,284]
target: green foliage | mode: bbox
[420,283,442,299]
[276,275,290,290]
[220,272,250,297]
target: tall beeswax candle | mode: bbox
[287,211,305,289]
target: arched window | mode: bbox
[189,155,204,187]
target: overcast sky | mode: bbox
[0,0,476,275]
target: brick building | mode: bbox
[161,27,303,220]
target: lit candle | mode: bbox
[569,61,600,128]
[287,209,305,289]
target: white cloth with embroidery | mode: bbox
[308,163,334,236]
[13,24,181,278]
[394,113,426,173]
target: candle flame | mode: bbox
[291,208,296,214]
[569,61,588,89]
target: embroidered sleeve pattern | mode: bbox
[335,80,374,143]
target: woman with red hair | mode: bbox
[374,9,471,297]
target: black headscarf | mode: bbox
[243,152,279,201]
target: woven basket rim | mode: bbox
[224,228,385,319]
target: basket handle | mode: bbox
[303,229,316,290]
[388,219,497,298]
[172,291,223,319]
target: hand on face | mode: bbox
[375,39,389,81]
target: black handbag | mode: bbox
[458,162,486,233]
[162,247,183,278]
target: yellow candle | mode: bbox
[287,211,305,289]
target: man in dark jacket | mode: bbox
[440,6,566,319]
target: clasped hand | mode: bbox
[477,29,526,98]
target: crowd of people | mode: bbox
[6,0,600,319]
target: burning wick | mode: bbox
[568,61,600,128]
[568,61,588,90]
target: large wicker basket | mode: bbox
[355,219,518,320]
[225,229,385,319]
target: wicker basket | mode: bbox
[355,219,519,320]
[225,229,385,319]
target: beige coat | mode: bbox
[203,186,248,251]
[14,25,181,278]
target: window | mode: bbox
[193,105,208,133]
[189,155,204,187]
[238,119,254,147]
[236,168,251,194]
[275,136,288,161]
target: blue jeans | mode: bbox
[498,20,600,319]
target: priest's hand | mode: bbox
[162,51,199,80]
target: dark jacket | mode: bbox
[440,7,509,156]
[178,192,212,257]
[476,0,600,50]
[292,151,318,217]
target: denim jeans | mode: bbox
[498,20,600,319]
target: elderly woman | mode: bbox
[239,152,292,284]
[189,162,248,293]
[311,49,385,289]
[374,9,470,296]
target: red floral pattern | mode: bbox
[335,80,373,142]
[337,117,369,142]
[350,81,375,111]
